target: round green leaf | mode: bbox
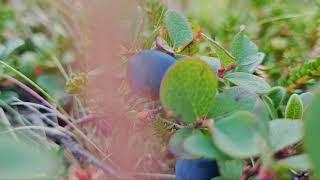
[269,119,304,152]
[217,160,245,180]
[168,128,197,159]
[0,136,64,179]
[208,87,262,119]
[160,59,218,124]
[183,131,226,160]
[211,111,260,158]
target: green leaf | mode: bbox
[168,128,197,159]
[199,56,221,74]
[208,87,270,141]
[285,94,303,120]
[165,10,194,51]
[217,160,245,180]
[299,92,314,110]
[231,31,258,65]
[160,59,218,124]
[236,52,265,73]
[18,52,39,79]
[225,72,271,94]
[268,86,286,108]
[208,87,261,119]
[183,131,227,160]
[0,135,64,179]
[231,31,265,73]
[210,41,237,68]
[304,91,320,177]
[269,119,303,152]
[0,39,24,59]
[36,74,66,100]
[0,91,18,104]
[211,111,260,158]
[278,154,311,171]
[262,95,278,119]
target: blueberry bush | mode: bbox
[128,1,320,179]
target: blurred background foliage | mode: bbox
[182,0,320,86]
[0,0,76,103]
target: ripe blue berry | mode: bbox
[175,159,220,180]
[127,50,176,97]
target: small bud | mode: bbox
[66,73,88,95]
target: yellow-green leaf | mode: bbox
[160,59,217,124]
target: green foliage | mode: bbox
[36,74,66,100]
[208,87,264,119]
[0,91,18,104]
[224,72,271,94]
[199,56,221,73]
[236,52,265,73]
[269,119,303,151]
[230,29,266,73]
[267,86,286,108]
[183,130,226,160]
[262,95,278,119]
[278,154,311,171]
[137,0,167,30]
[0,39,24,59]
[209,39,237,68]
[165,10,194,51]
[0,0,74,96]
[0,135,65,179]
[168,128,196,159]
[300,92,314,110]
[160,59,217,124]
[304,90,320,177]
[285,94,303,119]
[183,0,319,84]
[210,111,260,158]
[215,160,245,180]
[135,3,320,178]
[231,30,258,65]
[286,58,320,92]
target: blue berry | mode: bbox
[127,50,176,97]
[176,159,220,180]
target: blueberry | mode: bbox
[176,159,220,180]
[127,50,176,97]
